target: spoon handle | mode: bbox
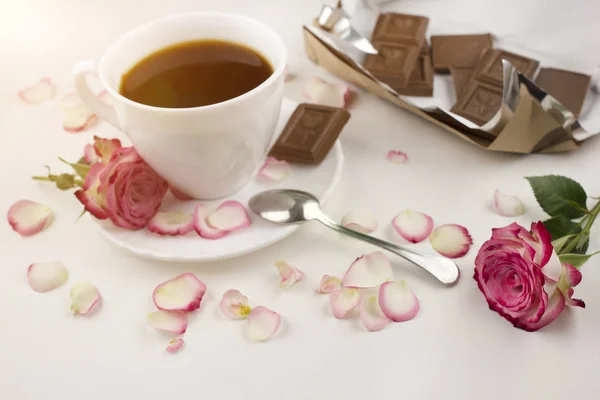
[316,215,460,286]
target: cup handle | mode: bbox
[73,60,120,128]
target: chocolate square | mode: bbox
[450,81,503,126]
[535,68,591,117]
[450,67,474,98]
[430,34,493,73]
[364,41,421,90]
[397,42,434,97]
[372,13,429,45]
[473,49,539,86]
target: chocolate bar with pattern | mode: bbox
[268,104,351,164]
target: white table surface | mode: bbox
[1,1,599,399]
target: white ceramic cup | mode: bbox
[73,12,286,200]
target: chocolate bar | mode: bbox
[450,67,473,96]
[268,104,350,164]
[397,42,433,97]
[535,68,591,117]
[364,13,429,91]
[450,48,539,127]
[472,48,539,87]
[430,34,493,73]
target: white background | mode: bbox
[1,0,599,399]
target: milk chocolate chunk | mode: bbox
[450,67,474,97]
[430,34,493,73]
[397,42,434,96]
[473,48,539,86]
[364,13,429,90]
[268,104,350,164]
[450,80,503,126]
[535,68,591,117]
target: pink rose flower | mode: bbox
[75,146,168,230]
[474,222,584,332]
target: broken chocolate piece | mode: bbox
[397,42,434,97]
[450,80,503,126]
[535,68,591,117]
[430,34,493,73]
[268,103,350,164]
[451,67,474,97]
[473,48,539,86]
[364,13,429,90]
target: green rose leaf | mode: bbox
[58,157,90,180]
[543,216,581,240]
[559,251,600,269]
[55,173,75,190]
[525,175,588,219]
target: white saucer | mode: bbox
[91,98,344,262]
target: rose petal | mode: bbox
[316,275,342,294]
[74,163,108,220]
[274,260,304,288]
[18,78,56,104]
[93,136,122,164]
[63,105,97,133]
[359,294,390,332]
[258,157,291,181]
[391,209,433,243]
[387,150,408,164]
[7,200,53,236]
[246,306,281,341]
[27,261,68,293]
[219,289,252,319]
[206,200,252,232]
[192,204,229,239]
[147,311,188,334]
[493,190,526,217]
[342,251,394,288]
[341,208,378,234]
[70,282,101,315]
[153,272,207,312]
[429,224,473,258]
[59,93,83,109]
[378,280,420,322]
[97,89,115,106]
[513,289,566,332]
[83,144,100,164]
[542,251,562,282]
[170,186,195,201]
[303,76,352,108]
[329,288,361,318]
[147,211,194,236]
[166,338,185,353]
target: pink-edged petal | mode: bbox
[153,272,207,312]
[258,157,291,181]
[391,209,433,243]
[360,294,390,332]
[83,144,100,164]
[274,260,305,288]
[429,224,473,258]
[166,338,185,353]
[246,306,281,341]
[303,76,353,108]
[27,261,68,293]
[542,251,562,282]
[170,186,195,201]
[7,200,53,236]
[387,150,409,164]
[147,311,188,334]
[192,204,229,239]
[378,280,420,322]
[342,251,393,288]
[341,208,378,234]
[316,275,342,294]
[70,282,101,315]
[206,200,252,232]
[147,211,194,236]
[97,90,115,106]
[493,190,526,217]
[74,162,108,220]
[329,288,360,318]
[18,78,56,104]
[562,263,582,287]
[60,93,97,133]
[219,289,252,319]
[93,136,122,164]
[514,289,566,332]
